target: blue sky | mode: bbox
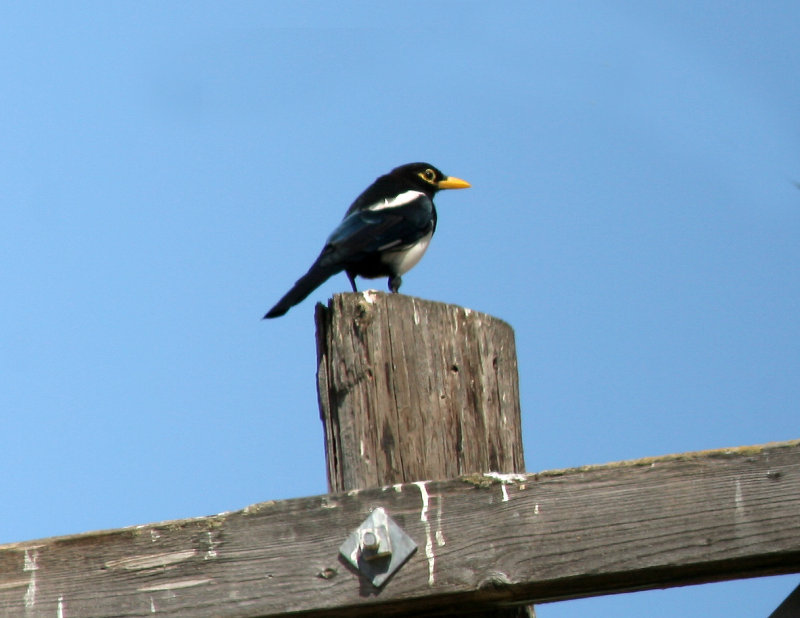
[1,2,798,615]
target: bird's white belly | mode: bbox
[381,231,433,275]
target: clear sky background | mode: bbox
[1,2,798,616]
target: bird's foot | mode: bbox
[388,275,402,293]
[347,272,359,292]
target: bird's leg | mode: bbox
[388,275,402,293]
[347,271,359,292]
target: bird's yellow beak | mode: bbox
[437,176,471,190]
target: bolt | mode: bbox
[361,530,379,551]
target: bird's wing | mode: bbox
[264,208,420,318]
[322,200,433,264]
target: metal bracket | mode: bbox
[339,507,417,587]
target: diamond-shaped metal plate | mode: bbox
[339,507,417,587]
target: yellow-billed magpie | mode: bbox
[264,162,470,318]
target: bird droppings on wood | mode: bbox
[361,290,378,305]
[461,472,525,489]
[204,531,220,560]
[414,481,438,586]
[22,549,38,573]
[23,548,37,609]
[461,473,527,503]
[484,472,528,484]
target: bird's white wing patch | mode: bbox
[377,238,403,251]
[366,190,424,211]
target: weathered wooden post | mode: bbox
[316,292,525,492]
[316,291,533,617]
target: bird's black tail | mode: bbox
[263,259,343,318]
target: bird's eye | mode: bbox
[419,168,437,183]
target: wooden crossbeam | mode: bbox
[1,440,799,617]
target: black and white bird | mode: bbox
[264,162,470,318]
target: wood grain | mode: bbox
[316,292,525,493]
[1,441,798,617]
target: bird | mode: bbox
[264,162,470,318]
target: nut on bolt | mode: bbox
[339,507,417,587]
[357,512,392,562]
[360,529,380,552]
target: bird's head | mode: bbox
[390,162,471,194]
